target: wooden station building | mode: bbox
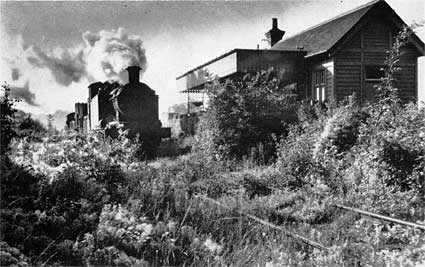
[176,0,424,110]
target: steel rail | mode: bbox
[334,204,425,231]
[264,185,425,231]
[195,194,329,251]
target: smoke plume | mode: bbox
[25,28,147,85]
[11,68,21,81]
[26,46,86,86]
[10,81,38,106]
[83,28,147,83]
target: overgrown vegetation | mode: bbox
[197,69,298,163]
[1,84,18,156]
[1,27,424,266]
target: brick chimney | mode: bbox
[127,66,141,84]
[266,18,285,47]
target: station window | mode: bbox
[312,69,326,102]
[365,65,385,81]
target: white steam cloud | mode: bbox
[25,27,147,85]
[11,68,21,81]
[10,81,38,106]
[83,28,147,83]
[26,46,86,86]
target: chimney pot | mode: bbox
[127,66,141,84]
[266,18,285,47]
[272,18,278,29]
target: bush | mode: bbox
[14,110,47,141]
[1,83,18,156]
[0,241,29,267]
[1,132,143,265]
[198,68,298,162]
[77,204,215,266]
[355,103,425,192]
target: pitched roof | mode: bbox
[271,0,380,56]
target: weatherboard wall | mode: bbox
[333,15,419,103]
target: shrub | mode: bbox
[1,83,18,156]
[77,204,221,266]
[198,68,298,162]
[354,103,425,192]
[14,110,47,141]
[0,241,29,267]
[275,116,320,189]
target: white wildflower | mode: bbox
[203,238,223,254]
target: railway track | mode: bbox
[192,192,425,252]
[265,185,425,230]
[334,203,425,231]
[195,194,329,251]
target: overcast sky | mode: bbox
[1,0,424,126]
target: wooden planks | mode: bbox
[335,64,362,100]
[363,20,391,50]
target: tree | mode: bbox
[200,68,298,162]
[0,83,18,156]
[14,110,47,140]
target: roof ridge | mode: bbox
[277,0,381,44]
